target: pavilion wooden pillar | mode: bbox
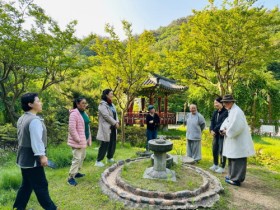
[164,94,168,114]
[141,98,145,111]
[162,94,169,131]
[158,97,162,113]
[149,92,155,105]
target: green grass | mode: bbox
[0,129,280,210]
[121,159,203,191]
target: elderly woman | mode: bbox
[220,94,255,186]
[186,104,206,162]
[67,97,92,186]
[95,89,119,167]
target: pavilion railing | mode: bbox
[124,112,176,125]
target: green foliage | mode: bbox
[0,124,16,137]
[175,0,280,97]
[0,0,87,125]
[122,126,146,148]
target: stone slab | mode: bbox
[143,167,176,181]
[173,155,195,165]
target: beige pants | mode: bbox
[69,148,86,178]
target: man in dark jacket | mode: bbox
[146,105,160,151]
[209,97,228,173]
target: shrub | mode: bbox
[121,126,146,148]
[45,121,68,145]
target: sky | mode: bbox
[32,0,279,39]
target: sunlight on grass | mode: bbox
[121,159,203,192]
[0,128,279,209]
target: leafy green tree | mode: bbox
[91,20,155,143]
[0,0,86,125]
[176,0,279,96]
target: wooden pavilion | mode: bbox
[124,73,187,126]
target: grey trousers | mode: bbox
[228,158,247,183]
[187,139,201,161]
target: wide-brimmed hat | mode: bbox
[221,94,236,102]
[148,105,154,110]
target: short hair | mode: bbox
[101,89,112,101]
[21,93,38,111]
[189,104,197,109]
[73,97,86,109]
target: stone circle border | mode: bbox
[100,157,224,209]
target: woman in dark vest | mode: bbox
[13,93,57,210]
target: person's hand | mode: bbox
[40,156,48,167]
[149,120,154,124]
[210,130,216,136]
[115,123,120,128]
[219,129,226,136]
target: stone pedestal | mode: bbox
[143,139,176,181]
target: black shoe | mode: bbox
[75,173,85,178]
[68,177,77,186]
[225,179,240,186]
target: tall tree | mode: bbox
[91,20,155,144]
[0,0,85,125]
[175,0,279,96]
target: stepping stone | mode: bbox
[173,155,195,164]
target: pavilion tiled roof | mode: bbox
[142,73,187,93]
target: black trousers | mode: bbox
[13,166,57,210]
[97,128,117,161]
[212,135,226,168]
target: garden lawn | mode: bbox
[0,127,280,210]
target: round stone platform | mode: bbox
[100,157,224,209]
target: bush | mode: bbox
[45,121,68,145]
[0,124,17,137]
[122,126,146,148]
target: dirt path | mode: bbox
[226,171,280,210]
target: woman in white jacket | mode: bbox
[220,95,255,186]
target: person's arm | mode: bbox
[29,119,48,166]
[210,111,215,131]
[69,112,80,142]
[213,111,228,133]
[155,114,160,124]
[99,104,117,126]
[225,109,245,138]
[199,114,206,130]
[146,114,150,124]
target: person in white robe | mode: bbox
[220,94,255,186]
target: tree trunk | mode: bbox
[251,92,257,131]
[267,94,272,124]
[2,99,18,126]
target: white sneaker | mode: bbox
[209,164,219,171]
[95,161,105,167]
[215,167,225,173]
[107,158,115,163]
